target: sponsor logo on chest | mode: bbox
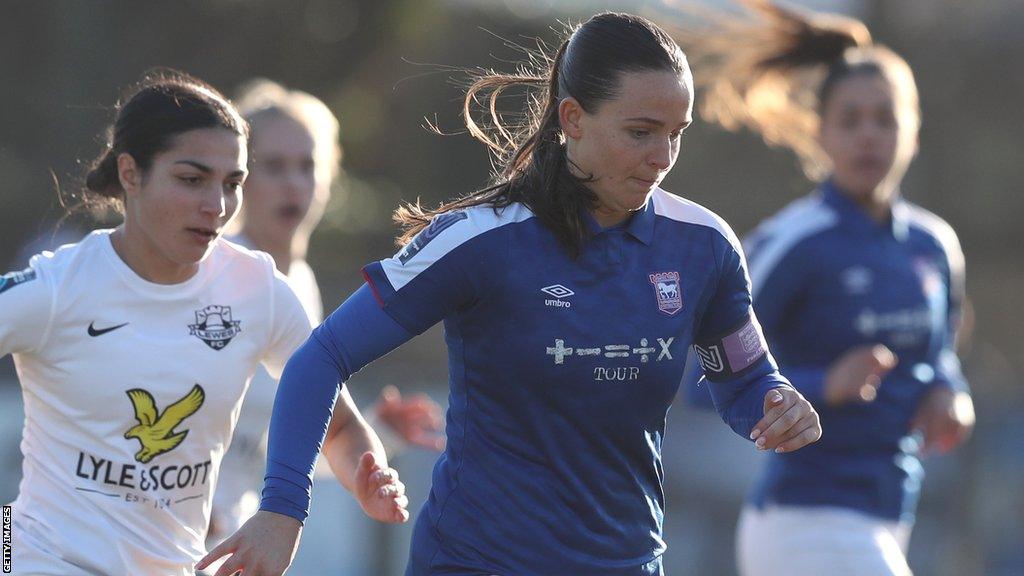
[541,284,574,308]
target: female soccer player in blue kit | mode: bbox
[199,12,821,576]
[680,2,976,574]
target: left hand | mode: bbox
[354,451,410,524]
[750,388,821,453]
[375,385,446,451]
[911,387,975,455]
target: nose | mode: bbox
[648,138,673,171]
[199,184,227,218]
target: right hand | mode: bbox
[824,344,898,406]
[195,510,301,576]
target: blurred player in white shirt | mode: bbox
[208,79,445,560]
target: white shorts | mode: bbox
[736,505,913,576]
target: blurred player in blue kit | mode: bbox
[680,2,976,574]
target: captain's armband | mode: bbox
[693,311,768,381]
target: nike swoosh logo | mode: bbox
[88,322,129,337]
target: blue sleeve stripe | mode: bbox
[745,197,837,300]
[378,203,533,293]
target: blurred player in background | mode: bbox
[679,2,975,574]
[0,70,407,575]
[200,12,820,576]
[209,79,444,545]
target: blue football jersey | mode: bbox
[688,180,969,523]
[355,188,789,574]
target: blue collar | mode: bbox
[820,179,909,241]
[580,193,656,246]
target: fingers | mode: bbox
[770,413,822,453]
[751,389,786,441]
[870,344,898,371]
[380,384,401,404]
[354,451,380,496]
[755,403,804,450]
[213,557,243,576]
[196,537,236,570]
[377,478,406,499]
[752,389,820,452]
[409,432,447,452]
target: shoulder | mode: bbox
[901,201,964,278]
[212,236,278,272]
[747,193,837,248]
[651,188,742,253]
[23,229,109,283]
[395,202,535,265]
[744,193,837,263]
[902,202,963,256]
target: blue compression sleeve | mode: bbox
[260,284,414,522]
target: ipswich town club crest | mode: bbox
[188,305,241,350]
[649,271,683,315]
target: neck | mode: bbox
[834,178,898,224]
[590,204,631,228]
[111,226,197,284]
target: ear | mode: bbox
[117,153,143,198]
[558,97,585,140]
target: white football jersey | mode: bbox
[0,230,312,575]
[211,235,323,536]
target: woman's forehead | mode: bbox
[603,69,693,123]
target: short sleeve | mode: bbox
[261,269,315,379]
[361,209,503,334]
[0,261,55,356]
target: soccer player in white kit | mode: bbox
[209,79,445,550]
[0,71,409,575]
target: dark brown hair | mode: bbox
[79,69,247,214]
[394,12,688,257]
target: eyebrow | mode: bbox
[624,117,692,128]
[174,160,246,178]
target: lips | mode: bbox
[279,204,303,218]
[186,227,219,243]
[853,156,886,170]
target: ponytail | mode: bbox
[673,0,887,179]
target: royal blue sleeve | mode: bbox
[680,349,715,409]
[692,233,793,439]
[259,284,414,522]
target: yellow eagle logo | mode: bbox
[123,385,205,463]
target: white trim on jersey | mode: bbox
[380,203,534,292]
[901,203,965,285]
[744,197,838,300]
[651,187,744,254]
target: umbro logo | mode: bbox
[88,322,129,337]
[542,284,574,308]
